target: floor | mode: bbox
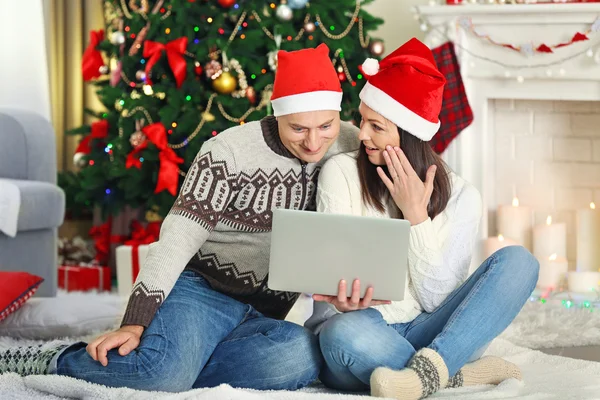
[541,345,600,362]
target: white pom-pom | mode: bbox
[362,58,380,76]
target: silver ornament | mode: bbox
[98,65,109,75]
[276,4,293,21]
[304,21,315,33]
[369,40,385,57]
[110,31,126,45]
[287,0,309,9]
[73,152,87,168]
[135,70,147,81]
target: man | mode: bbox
[0,44,359,392]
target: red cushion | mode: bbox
[0,272,44,322]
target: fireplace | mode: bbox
[417,3,600,271]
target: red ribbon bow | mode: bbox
[82,30,105,81]
[124,221,161,281]
[125,122,184,196]
[89,218,126,264]
[143,37,188,87]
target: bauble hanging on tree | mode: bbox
[110,31,126,45]
[276,4,293,21]
[288,0,309,9]
[369,40,385,57]
[304,21,315,33]
[218,0,236,8]
[99,65,109,75]
[73,152,87,169]
[212,71,237,94]
[246,86,257,104]
[135,70,147,81]
[194,61,203,76]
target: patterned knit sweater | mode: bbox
[304,151,482,333]
[121,116,360,327]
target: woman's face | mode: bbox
[357,102,400,166]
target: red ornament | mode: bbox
[218,0,236,7]
[194,61,203,76]
[338,72,347,82]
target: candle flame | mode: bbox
[591,202,596,210]
[549,253,557,261]
[546,215,552,225]
[512,197,519,207]
[498,234,504,241]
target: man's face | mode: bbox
[277,110,341,163]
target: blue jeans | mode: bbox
[318,246,539,391]
[51,271,322,392]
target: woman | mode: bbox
[305,38,539,400]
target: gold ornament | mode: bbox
[212,71,237,94]
[369,40,385,57]
[202,111,216,122]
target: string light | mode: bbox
[105,189,111,194]
[207,17,213,23]
[89,160,95,166]
[125,26,131,32]
[171,122,177,128]
[251,74,256,79]
[165,28,171,34]
[194,26,199,32]
[218,28,225,35]
[186,95,192,101]
[130,33,136,39]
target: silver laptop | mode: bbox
[268,209,411,301]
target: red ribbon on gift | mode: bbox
[91,119,109,139]
[125,122,184,196]
[82,30,105,81]
[143,37,188,87]
[124,221,161,281]
[89,218,126,264]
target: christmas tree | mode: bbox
[63,0,384,221]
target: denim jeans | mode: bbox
[318,245,539,391]
[51,271,322,392]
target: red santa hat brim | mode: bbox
[359,81,440,141]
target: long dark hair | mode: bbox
[357,127,451,220]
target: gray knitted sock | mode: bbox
[0,343,68,376]
[371,348,449,400]
[447,356,522,388]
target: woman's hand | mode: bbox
[377,146,436,226]
[86,325,144,366]
[313,279,391,312]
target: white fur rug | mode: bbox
[1,338,600,399]
[499,299,600,349]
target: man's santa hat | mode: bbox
[271,44,343,117]
[359,38,446,142]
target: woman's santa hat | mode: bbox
[271,44,343,117]
[359,38,446,142]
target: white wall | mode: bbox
[0,0,51,121]
[365,0,425,56]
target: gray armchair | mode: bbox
[0,109,65,297]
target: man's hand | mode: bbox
[313,279,391,312]
[86,325,144,367]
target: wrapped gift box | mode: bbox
[58,264,111,292]
[116,244,150,297]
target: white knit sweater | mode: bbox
[304,151,482,332]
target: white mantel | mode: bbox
[415,3,600,241]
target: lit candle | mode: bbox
[576,202,600,272]
[533,215,567,259]
[568,271,600,293]
[537,253,568,290]
[482,234,518,260]
[497,197,533,250]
